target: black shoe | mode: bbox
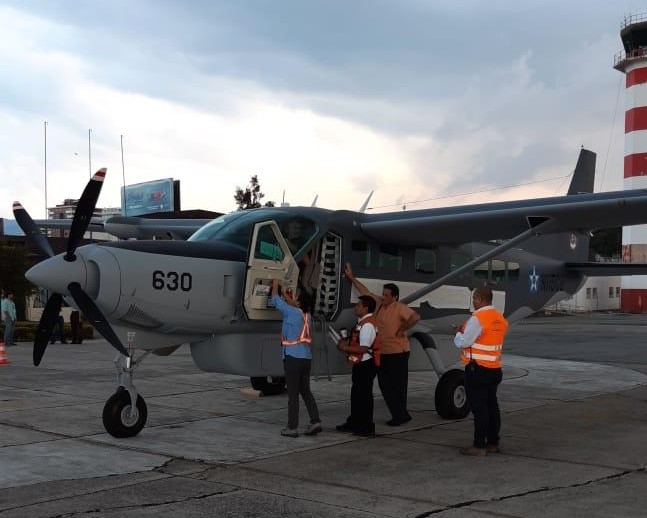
[386,415,412,427]
[336,422,353,433]
[352,430,376,438]
[50,341,55,344]
[61,341,68,344]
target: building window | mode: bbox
[609,287,614,298]
[586,288,592,299]
[616,287,621,297]
[415,249,436,274]
[592,287,598,299]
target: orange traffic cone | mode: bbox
[0,342,9,365]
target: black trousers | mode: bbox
[345,358,377,433]
[51,316,66,343]
[70,311,83,344]
[377,351,411,422]
[464,363,502,448]
[284,356,320,430]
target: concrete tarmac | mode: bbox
[1,313,646,517]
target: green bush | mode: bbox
[1,321,94,343]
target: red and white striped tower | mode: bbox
[615,13,647,312]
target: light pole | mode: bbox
[121,134,127,216]
[88,128,92,177]
[44,121,48,219]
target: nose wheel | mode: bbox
[102,387,148,438]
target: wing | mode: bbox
[103,217,212,240]
[360,189,647,246]
[32,218,106,233]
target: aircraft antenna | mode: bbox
[359,191,374,213]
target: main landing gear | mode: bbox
[414,332,469,419]
[103,350,151,438]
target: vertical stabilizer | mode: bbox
[567,148,596,195]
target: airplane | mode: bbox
[13,148,647,438]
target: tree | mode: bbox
[234,175,275,210]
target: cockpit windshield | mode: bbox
[189,209,319,257]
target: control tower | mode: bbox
[614,13,647,312]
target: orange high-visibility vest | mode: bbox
[347,315,381,367]
[461,307,508,369]
[281,311,312,346]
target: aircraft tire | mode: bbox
[102,388,148,438]
[435,368,469,419]
[250,376,286,396]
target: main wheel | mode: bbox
[250,376,286,396]
[102,388,148,438]
[435,368,469,419]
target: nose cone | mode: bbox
[26,254,88,294]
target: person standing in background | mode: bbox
[1,292,17,346]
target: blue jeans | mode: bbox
[4,318,15,345]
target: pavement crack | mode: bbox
[414,467,646,517]
[3,486,244,518]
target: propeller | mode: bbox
[12,202,55,258]
[33,293,62,366]
[68,282,129,357]
[66,169,105,260]
[14,168,129,365]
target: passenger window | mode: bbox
[491,259,506,284]
[450,253,469,271]
[379,244,402,271]
[474,261,489,281]
[507,261,520,281]
[415,249,437,274]
[254,226,284,261]
[352,240,371,267]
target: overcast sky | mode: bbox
[0,1,641,219]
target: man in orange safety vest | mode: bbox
[454,286,508,456]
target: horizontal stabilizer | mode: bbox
[565,262,647,276]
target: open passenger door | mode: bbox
[244,220,300,320]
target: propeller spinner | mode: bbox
[14,168,130,365]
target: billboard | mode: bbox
[121,178,176,217]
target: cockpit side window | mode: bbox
[279,217,318,256]
[189,210,319,257]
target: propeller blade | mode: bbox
[13,202,55,258]
[66,168,106,259]
[67,282,129,357]
[34,293,63,366]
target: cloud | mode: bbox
[0,1,639,222]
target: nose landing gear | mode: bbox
[103,349,151,438]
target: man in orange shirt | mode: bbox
[344,263,420,426]
[454,286,508,456]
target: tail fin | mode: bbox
[567,148,596,195]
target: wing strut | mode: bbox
[400,219,553,305]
